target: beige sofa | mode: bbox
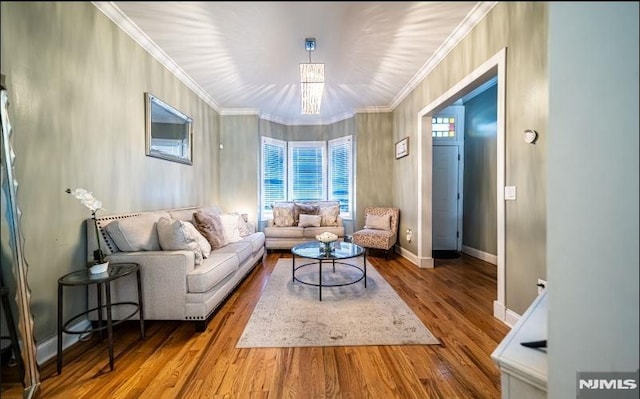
[263,200,345,250]
[87,205,265,331]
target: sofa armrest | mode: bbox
[337,216,344,227]
[104,250,195,319]
[266,218,275,227]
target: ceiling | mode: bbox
[96,2,495,125]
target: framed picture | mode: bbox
[395,137,409,159]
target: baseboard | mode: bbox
[461,245,497,265]
[505,309,522,327]
[395,245,418,266]
[493,300,522,327]
[36,317,92,365]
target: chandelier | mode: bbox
[300,38,324,114]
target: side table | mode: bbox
[57,262,144,374]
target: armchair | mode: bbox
[352,207,400,259]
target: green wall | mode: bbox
[1,2,221,343]
[392,2,548,314]
[1,1,553,347]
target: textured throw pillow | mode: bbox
[193,211,228,249]
[156,217,209,265]
[219,213,242,243]
[318,204,340,227]
[272,202,295,227]
[298,214,322,227]
[293,203,319,225]
[105,213,162,252]
[228,212,252,237]
[364,213,391,231]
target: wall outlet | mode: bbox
[537,279,547,295]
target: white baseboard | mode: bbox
[493,300,522,327]
[461,245,497,265]
[396,245,418,265]
[36,317,92,365]
[505,309,522,327]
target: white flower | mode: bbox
[67,187,106,264]
[68,188,103,213]
[316,232,338,243]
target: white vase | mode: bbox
[89,261,109,274]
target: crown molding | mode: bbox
[92,1,222,113]
[219,108,260,116]
[354,106,394,114]
[259,111,355,126]
[389,1,498,110]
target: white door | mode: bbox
[432,145,459,250]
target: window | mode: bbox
[328,136,352,215]
[432,116,456,138]
[261,137,287,214]
[260,135,353,219]
[288,141,326,201]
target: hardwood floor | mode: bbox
[3,252,510,399]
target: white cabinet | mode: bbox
[491,291,548,399]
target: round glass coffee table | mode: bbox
[291,241,366,301]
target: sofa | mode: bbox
[86,205,265,331]
[263,200,345,250]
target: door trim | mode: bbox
[416,47,506,322]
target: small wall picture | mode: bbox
[395,137,409,159]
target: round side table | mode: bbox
[57,262,144,374]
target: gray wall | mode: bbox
[547,3,639,398]
[1,2,221,342]
[393,2,548,314]
[463,84,497,255]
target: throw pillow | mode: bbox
[272,202,295,227]
[227,212,252,237]
[294,203,319,224]
[105,213,162,252]
[318,204,340,227]
[193,211,228,249]
[298,214,322,227]
[219,213,242,243]
[156,217,207,265]
[364,213,391,231]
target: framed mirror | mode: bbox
[145,92,193,165]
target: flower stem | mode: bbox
[92,212,104,263]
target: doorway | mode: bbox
[416,48,507,322]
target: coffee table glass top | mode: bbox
[291,241,364,260]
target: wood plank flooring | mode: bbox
[3,252,510,399]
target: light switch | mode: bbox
[505,186,516,200]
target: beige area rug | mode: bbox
[236,257,440,348]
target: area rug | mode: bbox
[236,257,439,348]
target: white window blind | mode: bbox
[261,137,287,214]
[288,141,326,201]
[328,136,352,217]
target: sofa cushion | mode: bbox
[186,252,239,293]
[213,242,252,264]
[105,212,168,252]
[219,213,242,243]
[169,208,198,223]
[156,217,210,265]
[364,213,391,231]
[199,205,224,216]
[293,202,319,225]
[193,211,228,249]
[318,204,340,227]
[303,226,344,238]
[263,226,305,239]
[272,202,295,227]
[299,214,321,227]
[240,232,265,253]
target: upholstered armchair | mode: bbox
[352,207,400,259]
